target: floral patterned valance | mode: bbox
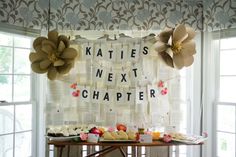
[0,0,235,31]
[203,0,236,31]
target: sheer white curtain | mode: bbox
[201,31,219,157]
[202,28,236,157]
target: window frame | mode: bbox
[215,36,236,157]
[210,28,236,157]
[0,31,39,157]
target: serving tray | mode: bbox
[172,136,207,144]
[46,135,81,141]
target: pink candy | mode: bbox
[163,134,172,143]
[107,127,115,132]
[80,133,88,141]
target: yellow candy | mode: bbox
[152,132,161,140]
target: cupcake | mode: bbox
[47,128,56,137]
[68,128,77,136]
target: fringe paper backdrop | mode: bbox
[45,33,183,130]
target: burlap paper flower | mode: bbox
[154,24,196,69]
[29,30,78,80]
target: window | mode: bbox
[216,37,236,157]
[0,32,35,157]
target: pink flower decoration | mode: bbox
[161,88,168,95]
[107,127,115,132]
[202,132,208,138]
[158,80,164,88]
[70,83,77,89]
[80,133,88,141]
[76,90,80,95]
[163,134,172,143]
[72,90,80,97]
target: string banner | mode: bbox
[81,42,149,63]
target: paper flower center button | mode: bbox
[48,52,59,62]
[171,42,182,55]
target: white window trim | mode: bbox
[215,30,236,157]
[34,75,47,157]
[0,30,41,157]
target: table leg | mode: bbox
[167,146,170,157]
[46,141,50,157]
[67,145,70,157]
[132,146,136,157]
[86,146,114,157]
[119,147,126,157]
[97,147,118,157]
[58,146,64,157]
[54,145,65,157]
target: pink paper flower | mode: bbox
[161,88,168,95]
[158,80,164,88]
[163,134,172,143]
[70,83,77,89]
[72,90,80,97]
[80,133,88,141]
[202,132,208,138]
